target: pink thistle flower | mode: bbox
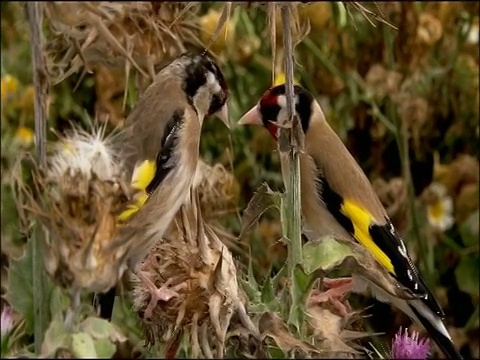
[391,327,430,359]
[0,306,13,338]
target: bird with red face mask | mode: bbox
[238,84,462,360]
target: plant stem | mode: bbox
[276,7,305,331]
[280,5,303,275]
[26,2,50,353]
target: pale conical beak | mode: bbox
[215,103,230,129]
[238,105,263,126]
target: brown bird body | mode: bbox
[281,100,387,242]
[238,84,462,360]
[95,53,229,320]
[115,53,229,269]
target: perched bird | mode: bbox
[95,52,230,320]
[237,84,462,360]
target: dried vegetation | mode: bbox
[1,1,478,359]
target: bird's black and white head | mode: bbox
[238,84,315,140]
[169,53,230,127]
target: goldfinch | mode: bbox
[95,52,229,320]
[238,84,462,360]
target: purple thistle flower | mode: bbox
[1,306,13,338]
[391,327,430,359]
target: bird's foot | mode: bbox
[138,272,186,319]
[308,277,353,316]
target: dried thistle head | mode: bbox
[16,125,131,293]
[44,2,202,85]
[307,305,364,358]
[131,189,256,358]
[372,177,409,235]
[416,12,443,46]
[192,159,240,219]
[364,64,403,102]
[392,93,431,154]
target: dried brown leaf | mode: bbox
[202,3,232,54]
[238,183,280,240]
[259,312,321,356]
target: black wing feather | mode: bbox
[369,222,445,317]
[146,109,185,195]
[315,166,444,317]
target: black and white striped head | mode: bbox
[237,84,314,139]
[176,53,230,127]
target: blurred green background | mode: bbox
[1,2,478,358]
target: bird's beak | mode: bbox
[215,103,230,129]
[238,105,262,126]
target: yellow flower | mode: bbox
[19,85,35,122]
[425,183,454,232]
[1,74,20,102]
[14,126,34,147]
[199,9,235,54]
[298,2,332,31]
[273,72,300,86]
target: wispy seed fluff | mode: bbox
[47,125,120,182]
[21,124,131,293]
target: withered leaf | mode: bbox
[203,2,233,53]
[238,182,281,240]
[259,312,321,356]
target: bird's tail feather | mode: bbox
[93,286,117,321]
[409,302,463,360]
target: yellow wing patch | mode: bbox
[273,72,300,86]
[117,160,156,225]
[341,200,395,274]
[131,160,156,191]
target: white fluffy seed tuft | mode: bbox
[47,125,120,182]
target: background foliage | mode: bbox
[1,2,478,358]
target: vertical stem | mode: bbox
[26,2,49,353]
[280,6,303,279]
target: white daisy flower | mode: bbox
[425,183,455,232]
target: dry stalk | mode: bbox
[344,2,398,30]
[25,2,50,352]
[278,3,304,317]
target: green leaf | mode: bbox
[49,287,70,317]
[261,273,279,311]
[71,332,97,358]
[302,237,356,275]
[111,296,143,343]
[40,314,69,357]
[247,248,259,291]
[268,345,285,359]
[287,265,309,334]
[459,210,479,247]
[80,317,125,341]
[239,248,262,306]
[5,238,54,334]
[455,254,480,299]
[93,337,117,358]
[239,182,281,239]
